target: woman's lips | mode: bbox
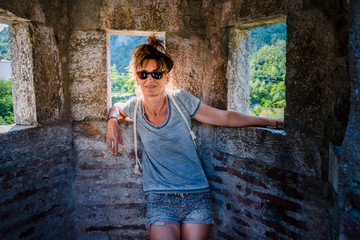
[145,85,156,89]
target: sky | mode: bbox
[0,23,9,31]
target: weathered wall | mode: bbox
[0,125,74,239]
[73,121,147,239]
[195,124,329,239]
[227,28,250,114]
[338,0,360,238]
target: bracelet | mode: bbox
[108,116,118,121]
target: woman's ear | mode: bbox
[166,71,171,84]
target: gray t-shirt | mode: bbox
[122,89,210,193]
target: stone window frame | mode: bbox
[0,9,38,133]
[106,30,166,108]
[227,16,287,116]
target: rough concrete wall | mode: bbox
[32,23,63,123]
[69,30,108,121]
[285,8,336,147]
[0,125,75,239]
[227,28,250,113]
[338,0,360,238]
[167,35,205,96]
[8,22,37,125]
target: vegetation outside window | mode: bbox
[249,23,286,118]
[0,23,14,126]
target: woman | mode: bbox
[107,36,283,240]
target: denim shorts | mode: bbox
[145,191,214,229]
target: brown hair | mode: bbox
[129,36,174,79]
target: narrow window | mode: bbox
[108,31,165,105]
[227,20,286,119]
[0,16,37,134]
[0,23,14,130]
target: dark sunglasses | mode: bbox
[136,70,166,80]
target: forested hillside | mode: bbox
[250,23,286,54]
[110,35,148,74]
[0,26,10,60]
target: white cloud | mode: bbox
[0,23,9,32]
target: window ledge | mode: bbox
[0,124,37,134]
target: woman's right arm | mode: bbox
[106,102,128,155]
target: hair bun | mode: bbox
[147,35,166,53]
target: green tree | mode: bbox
[0,77,14,124]
[249,39,286,118]
[111,64,135,104]
[250,39,286,84]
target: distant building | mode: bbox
[0,57,11,80]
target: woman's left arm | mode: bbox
[194,103,283,128]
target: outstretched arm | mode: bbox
[194,103,283,128]
[106,102,128,155]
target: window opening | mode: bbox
[249,22,286,118]
[0,14,37,134]
[0,23,14,129]
[109,31,165,105]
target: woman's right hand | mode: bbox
[106,119,124,155]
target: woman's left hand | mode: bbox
[275,119,284,129]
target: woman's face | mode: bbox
[136,59,170,97]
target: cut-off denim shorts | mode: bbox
[145,191,214,229]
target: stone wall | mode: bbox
[0,125,74,239]
[338,0,360,238]
[73,121,147,239]
[196,124,330,239]
[0,0,358,239]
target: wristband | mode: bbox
[108,116,118,121]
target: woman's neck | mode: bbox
[143,93,167,117]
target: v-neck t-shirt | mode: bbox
[122,89,210,193]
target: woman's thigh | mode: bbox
[181,223,211,240]
[149,223,180,240]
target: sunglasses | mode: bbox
[136,70,166,80]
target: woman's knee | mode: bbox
[149,223,181,240]
[181,223,211,240]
